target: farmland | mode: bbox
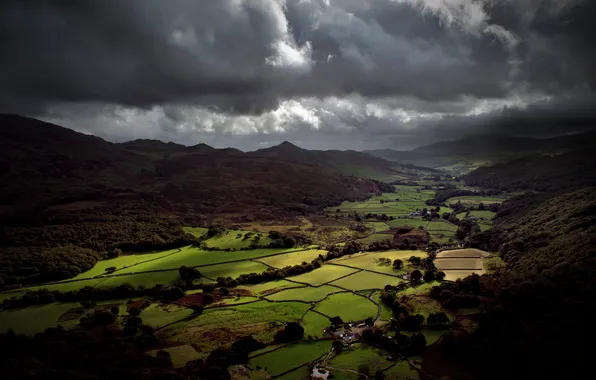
[0,214,483,379]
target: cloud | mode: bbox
[1,0,595,149]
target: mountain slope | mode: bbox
[252,141,429,180]
[0,114,386,285]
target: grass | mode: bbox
[422,220,458,232]
[447,196,504,205]
[364,221,392,232]
[479,223,492,231]
[301,311,331,338]
[117,246,301,274]
[266,285,339,302]
[330,271,401,291]
[203,230,272,250]
[140,303,196,329]
[401,281,441,296]
[0,302,79,335]
[287,265,359,286]
[440,270,484,281]
[328,346,394,379]
[238,280,298,296]
[382,358,420,378]
[276,367,310,380]
[69,248,182,280]
[330,250,426,274]
[405,296,448,319]
[160,301,311,350]
[356,233,394,245]
[469,210,495,219]
[95,271,181,289]
[147,345,203,368]
[200,260,269,280]
[247,341,332,377]
[182,226,209,237]
[257,249,326,268]
[211,296,260,306]
[372,291,393,321]
[314,293,377,321]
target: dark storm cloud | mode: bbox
[1,0,596,148]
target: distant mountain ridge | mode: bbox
[365,130,596,171]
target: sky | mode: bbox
[1,0,595,151]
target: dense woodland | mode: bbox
[432,179,596,377]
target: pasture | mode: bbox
[239,280,297,296]
[257,249,326,268]
[95,271,181,289]
[301,311,331,338]
[328,346,395,379]
[0,302,78,335]
[182,226,209,237]
[200,260,269,280]
[247,341,332,377]
[140,303,196,329]
[434,249,488,280]
[146,345,203,368]
[203,230,273,250]
[447,196,504,205]
[160,301,311,350]
[314,293,377,321]
[287,265,359,286]
[330,250,426,274]
[329,270,401,291]
[266,285,339,302]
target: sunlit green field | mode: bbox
[287,265,359,286]
[314,293,377,321]
[329,270,401,291]
[247,341,332,377]
[257,249,326,268]
[266,285,339,302]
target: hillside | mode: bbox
[436,188,596,380]
[366,130,596,172]
[463,149,596,192]
[252,141,430,181]
[0,114,386,285]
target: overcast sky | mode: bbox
[1,0,595,150]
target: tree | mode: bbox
[283,322,304,341]
[374,369,386,380]
[423,270,436,282]
[330,316,344,326]
[410,269,423,282]
[435,312,450,326]
[105,266,116,274]
[268,230,282,239]
[403,314,424,330]
[436,271,446,281]
[408,256,421,265]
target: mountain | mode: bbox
[0,114,387,285]
[252,141,434,181]
[366,130,596,173]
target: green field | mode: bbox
[160,301,311,350]
[147,344,203,368]
[116,246,300,274]
[301,311,331,338]
[382,359,420,379]
[405,296,448,319]
[239,280,298,296]
[287,265,359,286]
[182,226,209,237]
[314,293,377,321]
[401,281,441,296]
[329,270,401,291]
[257,249,326,268]
[200,260,269,280]
[328,346,395,379]
[203,230,273,250]
[330,250,425,274]
[372,291,393,321]
[447,196,504,205]
[266,285,339,302]
[479,223,492,231]
[247,341,332,377]
[0,302,79,335]
[141,303,196,329]
[356,233,394,245]
[422,220,458,232]
[95,271,181,289]
[364,221,392,232]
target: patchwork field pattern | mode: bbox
[314,293,377,321]
[247,341,332,377]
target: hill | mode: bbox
[0,114,386,285]
[365,130,596,173]
[463,149,596,192]
[252,141,432,181]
